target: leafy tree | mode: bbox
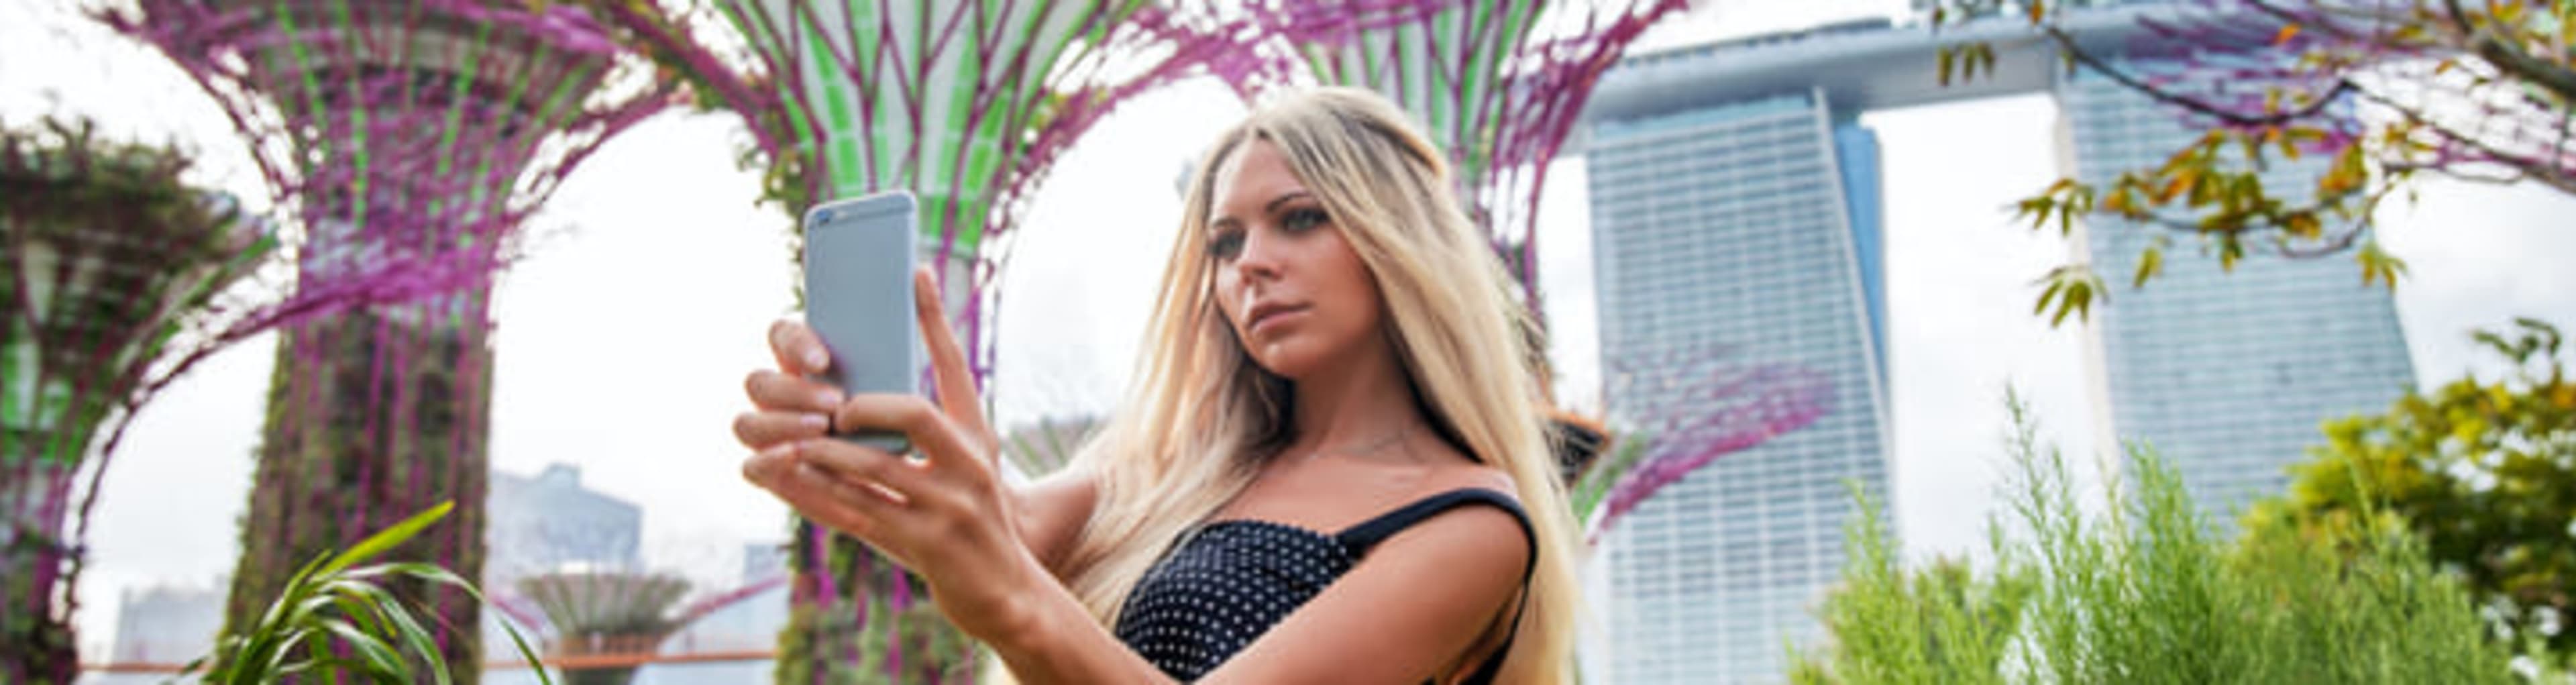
[1927,0,2573,322]
[2244,317,2576,655]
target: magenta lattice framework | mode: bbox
[105,0,669,676]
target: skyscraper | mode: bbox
[1580,5,2412,682]
[2059,58,2416,521]
[1585,89,1894,683]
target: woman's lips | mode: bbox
[1248,305,1309,336]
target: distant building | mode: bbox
[486,464,641,591]
[111,582,225,666]
[742,541,790,585]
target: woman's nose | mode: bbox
[1231,227,1283,280]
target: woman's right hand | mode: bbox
[731,319,845,453]
[733,268,998,459]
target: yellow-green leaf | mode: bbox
[2134,244,2165,288]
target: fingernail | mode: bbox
[800,413,830,429]
[816,389,844,409]
[805,348,830,370]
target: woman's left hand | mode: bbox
[740,269,1046,643]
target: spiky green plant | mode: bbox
[1791,391,2517,684]
[182,502,549,685]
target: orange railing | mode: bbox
[87,647,777,674]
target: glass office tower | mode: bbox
[1587,89,1894,684]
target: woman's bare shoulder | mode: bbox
[1412,443,1521,501]
[1016,468,1099,577]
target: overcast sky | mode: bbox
[9,0,2575,657]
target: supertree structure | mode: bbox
[572,2,1266,680]
[103,2,669,679]
[1,117,433,684]
[508,570,786,685]
[1227,0,1685,328]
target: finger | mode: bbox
[743,444,901,539]
[915,267,996,453]
[745,370,845,413]
[833,392,987,483]
[731,411,833,450]
[795,437,936,503]
[768,319,833,376]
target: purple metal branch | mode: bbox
[1587,347,1836,544]
[674,573,788,626]
[2058,0,2573,193]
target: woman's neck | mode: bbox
[1285,335,1426,463]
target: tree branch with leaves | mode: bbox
[1929,0,2573,323]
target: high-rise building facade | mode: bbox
[1585,89,1894,684]
[1581,5,2412,682]
[2059,58,2416,521]
[111,582,225,666]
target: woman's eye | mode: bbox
[1281,208,1328,233]
[1208,230,1246,260]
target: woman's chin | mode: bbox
[1246,344,1327,381]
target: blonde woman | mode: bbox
[733,88,1580,684]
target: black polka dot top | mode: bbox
[1112,488,1536,684]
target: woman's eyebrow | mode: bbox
[1209,191,1316,231]
[1266,191,1311,214]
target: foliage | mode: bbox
[1799,484,2033,685]
[1790,392,2516,683]
[1927,0,2574,323]
[2245,317,2576,655]
[182,502,549,685]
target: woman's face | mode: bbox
[1206,138,1387,381]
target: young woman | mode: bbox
[732,87,1580,684]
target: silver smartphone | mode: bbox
[802,191,922,454]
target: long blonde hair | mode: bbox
[1058,87,1580,683]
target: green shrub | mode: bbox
[1792,394,2517,684]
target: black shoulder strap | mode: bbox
[1334,488,1536,685]
[1334,488,1529,553]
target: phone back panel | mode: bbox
[802,191,921,400]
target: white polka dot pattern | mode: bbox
[1114,521,1357,680]
[1109,488,1536,684]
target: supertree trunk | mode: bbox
[576,2,1259,680]
[1,115,417,684]
[103,1,669,680]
